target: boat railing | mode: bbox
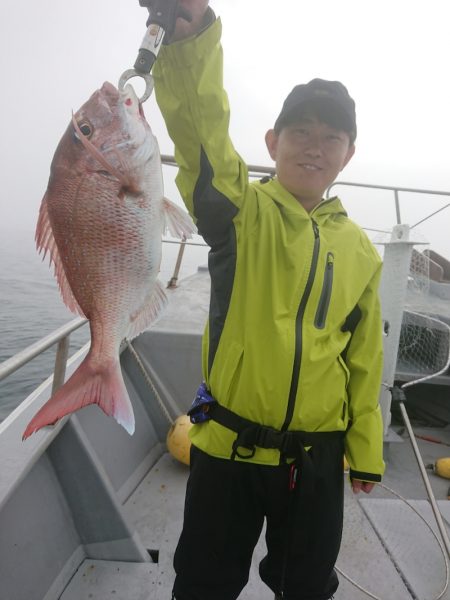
[326,180,450,229]
[1,159,449,425]
[164,157,450,282]
[0,317,88,400]
[161,155,276,180]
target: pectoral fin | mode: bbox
[163,198,197,239]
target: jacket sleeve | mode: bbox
[344,260,385,482]
[152,17,250,246]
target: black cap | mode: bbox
[274,78,357,142]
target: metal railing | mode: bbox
[326,180,450,229]
[161,155,276,180]
[0,317,88,395]
[1,157,449,422]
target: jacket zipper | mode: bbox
[281,219,320,432]
[314,252,334,329]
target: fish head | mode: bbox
[73,81,157,166]
[50,82,158,192]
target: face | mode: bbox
[265,115,355,210]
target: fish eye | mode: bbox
[73,120,94,140]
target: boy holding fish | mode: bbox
[152,1,385,598]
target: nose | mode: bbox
[304,132,323,158]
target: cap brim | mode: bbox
[275,97,356,139]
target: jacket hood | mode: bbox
[253,177,348,219]
[312,195,348,218]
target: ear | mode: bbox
[341,143,356,171]
[265,129,279,161]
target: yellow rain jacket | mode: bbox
[154,18,385,482]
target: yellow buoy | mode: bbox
[166,415,193,466]
[434,457,450,480]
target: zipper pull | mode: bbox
[312,219,319,238]
[289,463,298,491]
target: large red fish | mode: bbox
[23,82,195,439]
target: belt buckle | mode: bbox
[280,430,295,455]
[256,426,282,450]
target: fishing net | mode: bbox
[397,310,450,385]
[390,243,450,425]
[399,245,450,387]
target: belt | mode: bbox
[188,383,344,462]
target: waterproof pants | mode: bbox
[172,441,344,600]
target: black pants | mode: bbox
[172,440,344,600]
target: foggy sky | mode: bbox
[0,0,449,258]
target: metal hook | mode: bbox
[118,69,154,104]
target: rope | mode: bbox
[126,340,174,426]
[336,480,449,600]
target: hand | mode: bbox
[351,480,375,494]
[171,0,210,42]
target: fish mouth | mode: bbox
[97,82,144,118]
[120,83,146,119]
[121,84,139,104]
[99,82,120,104]
[78,81,151,165]
[82,82,120,116]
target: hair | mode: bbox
[274,99,356,143]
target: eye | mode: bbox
[73,120,94,140]
[325,130,344,143]
[291,126,309,137]
[96,169,114,179]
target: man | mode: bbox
[152,1,385,598]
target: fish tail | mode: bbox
[22,355,135,440]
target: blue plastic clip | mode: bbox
[188,382,217,424]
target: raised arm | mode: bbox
[152,2,251,246]
[170,0,210,42]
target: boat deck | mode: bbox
[60,431,450,600]
[2,267,450,600]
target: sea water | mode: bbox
[0,227,208,422]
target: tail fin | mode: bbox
[22,355,135,440]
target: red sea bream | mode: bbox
[23,82,195,439]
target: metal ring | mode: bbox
[118,69,154,103]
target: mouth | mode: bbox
[119,84,148,121]
[299,163,322,171]
[99,82,120,106]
